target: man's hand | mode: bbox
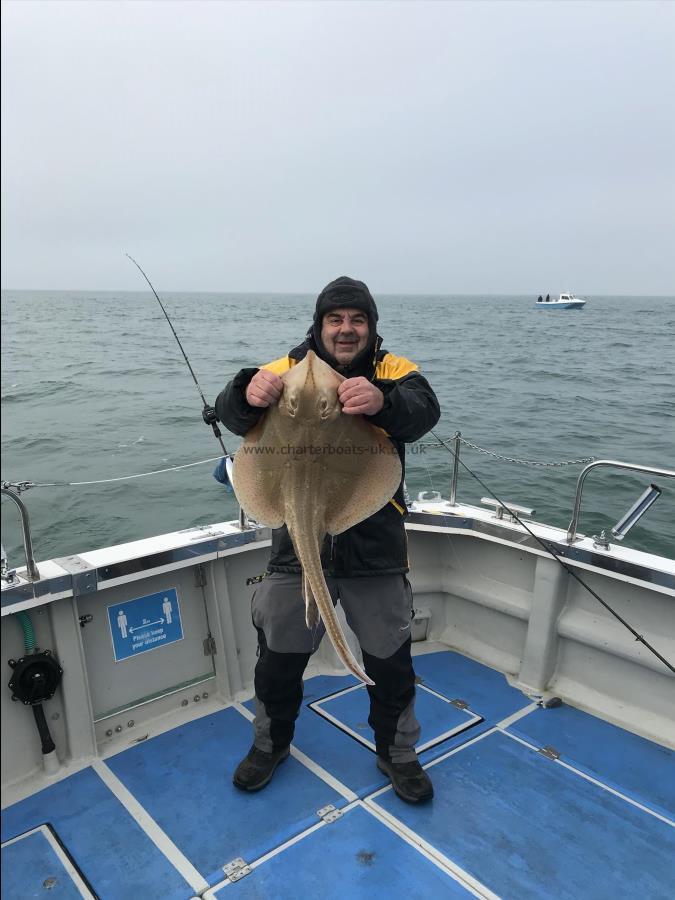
[245,369,284,408]
[338,377,384,416]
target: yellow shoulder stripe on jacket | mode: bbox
[261,356,297,375]
[375,353,419,380]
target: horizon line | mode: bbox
[2,287,673,298]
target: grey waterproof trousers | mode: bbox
[251,572,421,763]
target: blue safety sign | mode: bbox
[107,588,184,662]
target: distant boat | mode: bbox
[535,293,586,310]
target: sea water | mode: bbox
[1,291,673,562]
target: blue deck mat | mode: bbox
[375,730,675,900]
[106,705,346,886]
[244,650,531,797]
[2,828,85,900]
[1,767,193,900]
[412,650,531,722]
[506,703,675,819]
[210,805,472,898]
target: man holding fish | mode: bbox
[215,276,440,803]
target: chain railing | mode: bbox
[418,434,595,469]
[416,432,596,508]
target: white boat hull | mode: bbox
[535,300,586,309]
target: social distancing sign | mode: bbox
[107,588,184,662]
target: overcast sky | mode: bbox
[1,0,673,294]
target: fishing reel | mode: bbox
[202,405,218,426]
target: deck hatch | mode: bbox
[1,823,99,899]
[506,703,675,818]
[373,729,675,899]
[105,706,348,887]
[206,805,473,898]
[309,681,482,754]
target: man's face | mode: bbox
[320,307,370,365]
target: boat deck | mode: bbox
[2,649,674,899]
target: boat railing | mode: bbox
[1,484,41,582]
[4,449,671,581]
[448,431,461,505]
[566,460,675,544]
[445,432,595,509]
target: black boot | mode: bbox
[377,756,434,803]
[233,745,290,792]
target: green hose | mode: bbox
[15,611,36,653]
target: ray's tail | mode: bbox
[289,526,374,686]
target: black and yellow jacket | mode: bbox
[215,331,440,577]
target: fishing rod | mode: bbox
[430,430,675,675]
[125,253,232,476]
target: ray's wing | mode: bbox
[231,415,287,528]
[321,416,402,535]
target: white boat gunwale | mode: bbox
[3,504,673,618]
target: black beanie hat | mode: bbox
[313,276,379,328]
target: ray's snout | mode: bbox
[281,350,340,422]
